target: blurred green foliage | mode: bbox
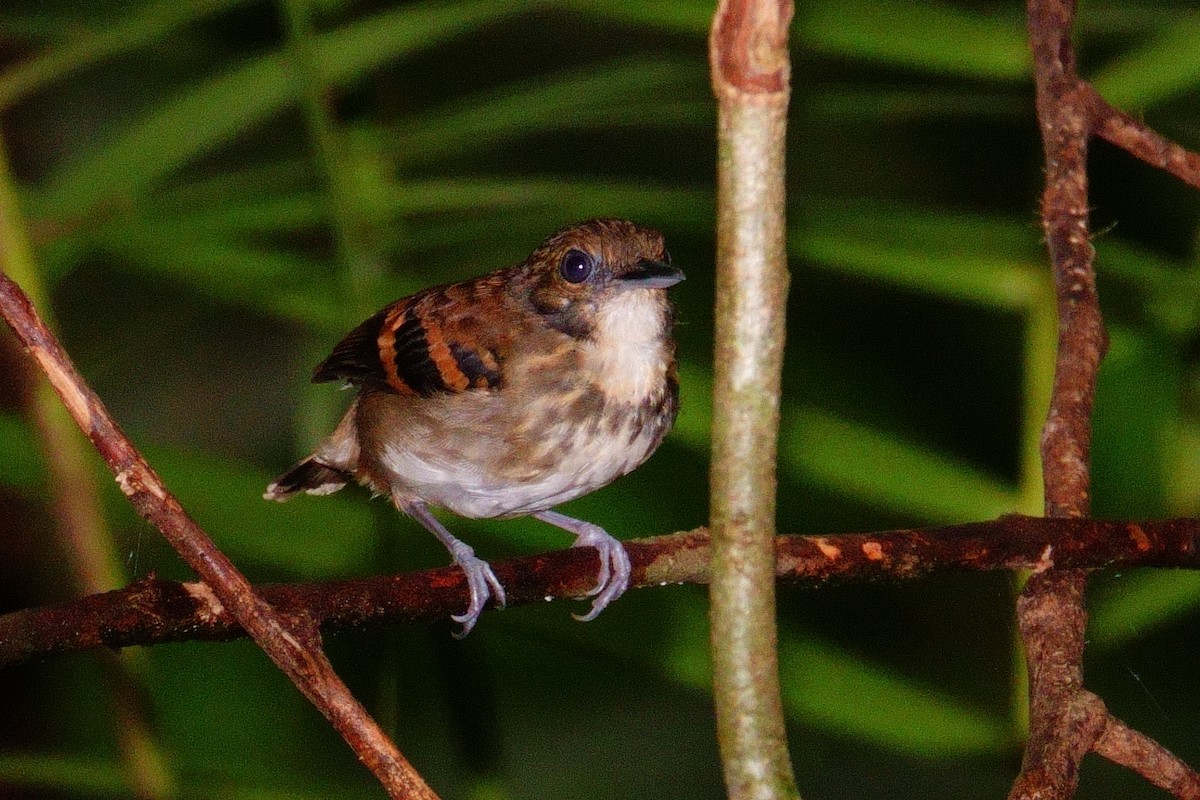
[1,1,1200,798]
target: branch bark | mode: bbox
[7,515,1200,667]
[0,272,437,800]
[1012,1,1200,798]
[1012,3,1107,798]
[709,0,798,798]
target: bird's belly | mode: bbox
[375,412,664,519]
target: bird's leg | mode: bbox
[533,510,631,622]
[400,497,505,637]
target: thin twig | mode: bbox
[0,273,437,800]
[709,0,799,798]
[7,516,1200,667]
[1094,712,1200,799]
[1088,85,1200,192]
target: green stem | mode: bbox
[0,135,176,798]
[279,0,382,315]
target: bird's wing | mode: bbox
[312,286,507,396]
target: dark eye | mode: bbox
[559,249,593,284]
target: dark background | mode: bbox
[2,1,1199,798]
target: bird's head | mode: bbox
[519,218,684,340]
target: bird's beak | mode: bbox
[616,260,685,290]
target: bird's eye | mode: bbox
[559,249,593,284]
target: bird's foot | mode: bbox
[534,511,631,621]
[447,540,506,638]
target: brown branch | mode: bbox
[0,273,437,800]
[1088,86,1200,192]
[1015,2,1108,799]
[6,515,1200,667]
[1095,712,1200,799]
[1014,1,1200,799]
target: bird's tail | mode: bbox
[264,458,350,500]
[263,400,360,501]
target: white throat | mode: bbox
[588,289,668,404]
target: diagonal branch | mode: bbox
[0,272,437,800]
[1095,711,1200,799]
[1088,85,1200,192]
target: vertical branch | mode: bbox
[709,1,799,799]
[1011,1,1109,798]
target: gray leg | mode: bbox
[533,510,631,622]
[400,498,505,637]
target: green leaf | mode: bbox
[0,751,379,799]
[795,201,1048,310]
[382,178,711,227]
[0,412,371,577]
[149,192,327,235]
[88,220,349,331]
[0,0,248,110]
[563,0,1029,79]
[142,176,708,239]
[0,412,42,488]
[1168,419,1200,516]
[670,361,713,454]
[675,363,1018,521]
[146,444,375,577]
[662,600,1010,754]
[381,57,710,169]
[1097,238,1200,337]
[0,754,129,799]
[801,0,1029,79]
[1090,571,1200,651]
[553,0,710,35]
[806,87,1028,122]
[1091,326,1179,519]
[778,634,1011,754]
[39,0,539,219]
[1092,17,1200,109]
[785,410,1020,522]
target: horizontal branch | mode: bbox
[4,514,1199,667]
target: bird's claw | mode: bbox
[570,527,631,622]
[449,545,506,638]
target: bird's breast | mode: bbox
[356,327,677,520]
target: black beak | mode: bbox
[616,260,685,290]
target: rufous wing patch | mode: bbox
[313,286,506,396]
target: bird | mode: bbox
[265,218,684,635]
